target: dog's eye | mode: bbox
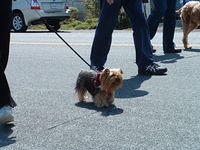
[110,74,115,78]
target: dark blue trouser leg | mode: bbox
[91,0,154,69]
[90,0,121,67]
[147,0,177,52]
[147,0,167,39]
[0,0,16,108]
[163,0,177,52]
[123,0,153,69]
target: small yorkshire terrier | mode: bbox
[75,68,123,107]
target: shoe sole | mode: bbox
[0,114,14,125]
[164,51,182,54]
[138,69,167,75]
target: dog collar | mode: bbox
[94,72,102,87]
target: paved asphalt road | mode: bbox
[0,29,200,150]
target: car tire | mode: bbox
[45,21,61,32]
[11,12,28,32]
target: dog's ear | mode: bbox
[176,8,182,15]
[103,68,110,74]
[118,69,123,74]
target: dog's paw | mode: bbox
[79,98,87,103]
[185,46,192,49]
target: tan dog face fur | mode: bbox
[100,69,123,93]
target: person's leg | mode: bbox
[0,0,16,108]
[147,0,167,39]
[163,0,181,52]
[0,2,11,71]
[90,0,121,68]
[0,71,16,108]
[123,0,167,75]
[123,0,153,69]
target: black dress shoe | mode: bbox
[164,48,182,54]
[138,63,167,75]
[90,65,104,72]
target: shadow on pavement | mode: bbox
[184,48,200,53]
[154,53,184,63]
[75,102,123,117]
[116,75,151,99]
[0,124,16,147]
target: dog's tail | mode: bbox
[176,7,182,15]
[75,70,87,95]
[75,73,82,93]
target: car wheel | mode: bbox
[45,21,61,32]
[11,12,28,32]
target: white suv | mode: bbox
[12,0,71,32]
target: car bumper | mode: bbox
[31,16,70,25]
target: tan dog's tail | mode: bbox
[176,8,182,15]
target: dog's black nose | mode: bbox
[115,78,120,82]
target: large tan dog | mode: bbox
[176,1,200,49]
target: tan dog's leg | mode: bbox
[183,21,198,49]
[93,91,111,107]
[107,93,114,105]
[102,99,109,107]
[93,93,103,107]
[182,21,191,49]
[77,88,87,102]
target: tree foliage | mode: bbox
[82,0,131,29]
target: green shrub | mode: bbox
[82,0,100,19]
[69,7,79,20]
[116,8,131,29]
[86,18,98,29]
[70,20,82,27]
[74,23,89,30]
[61,18,97,30]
